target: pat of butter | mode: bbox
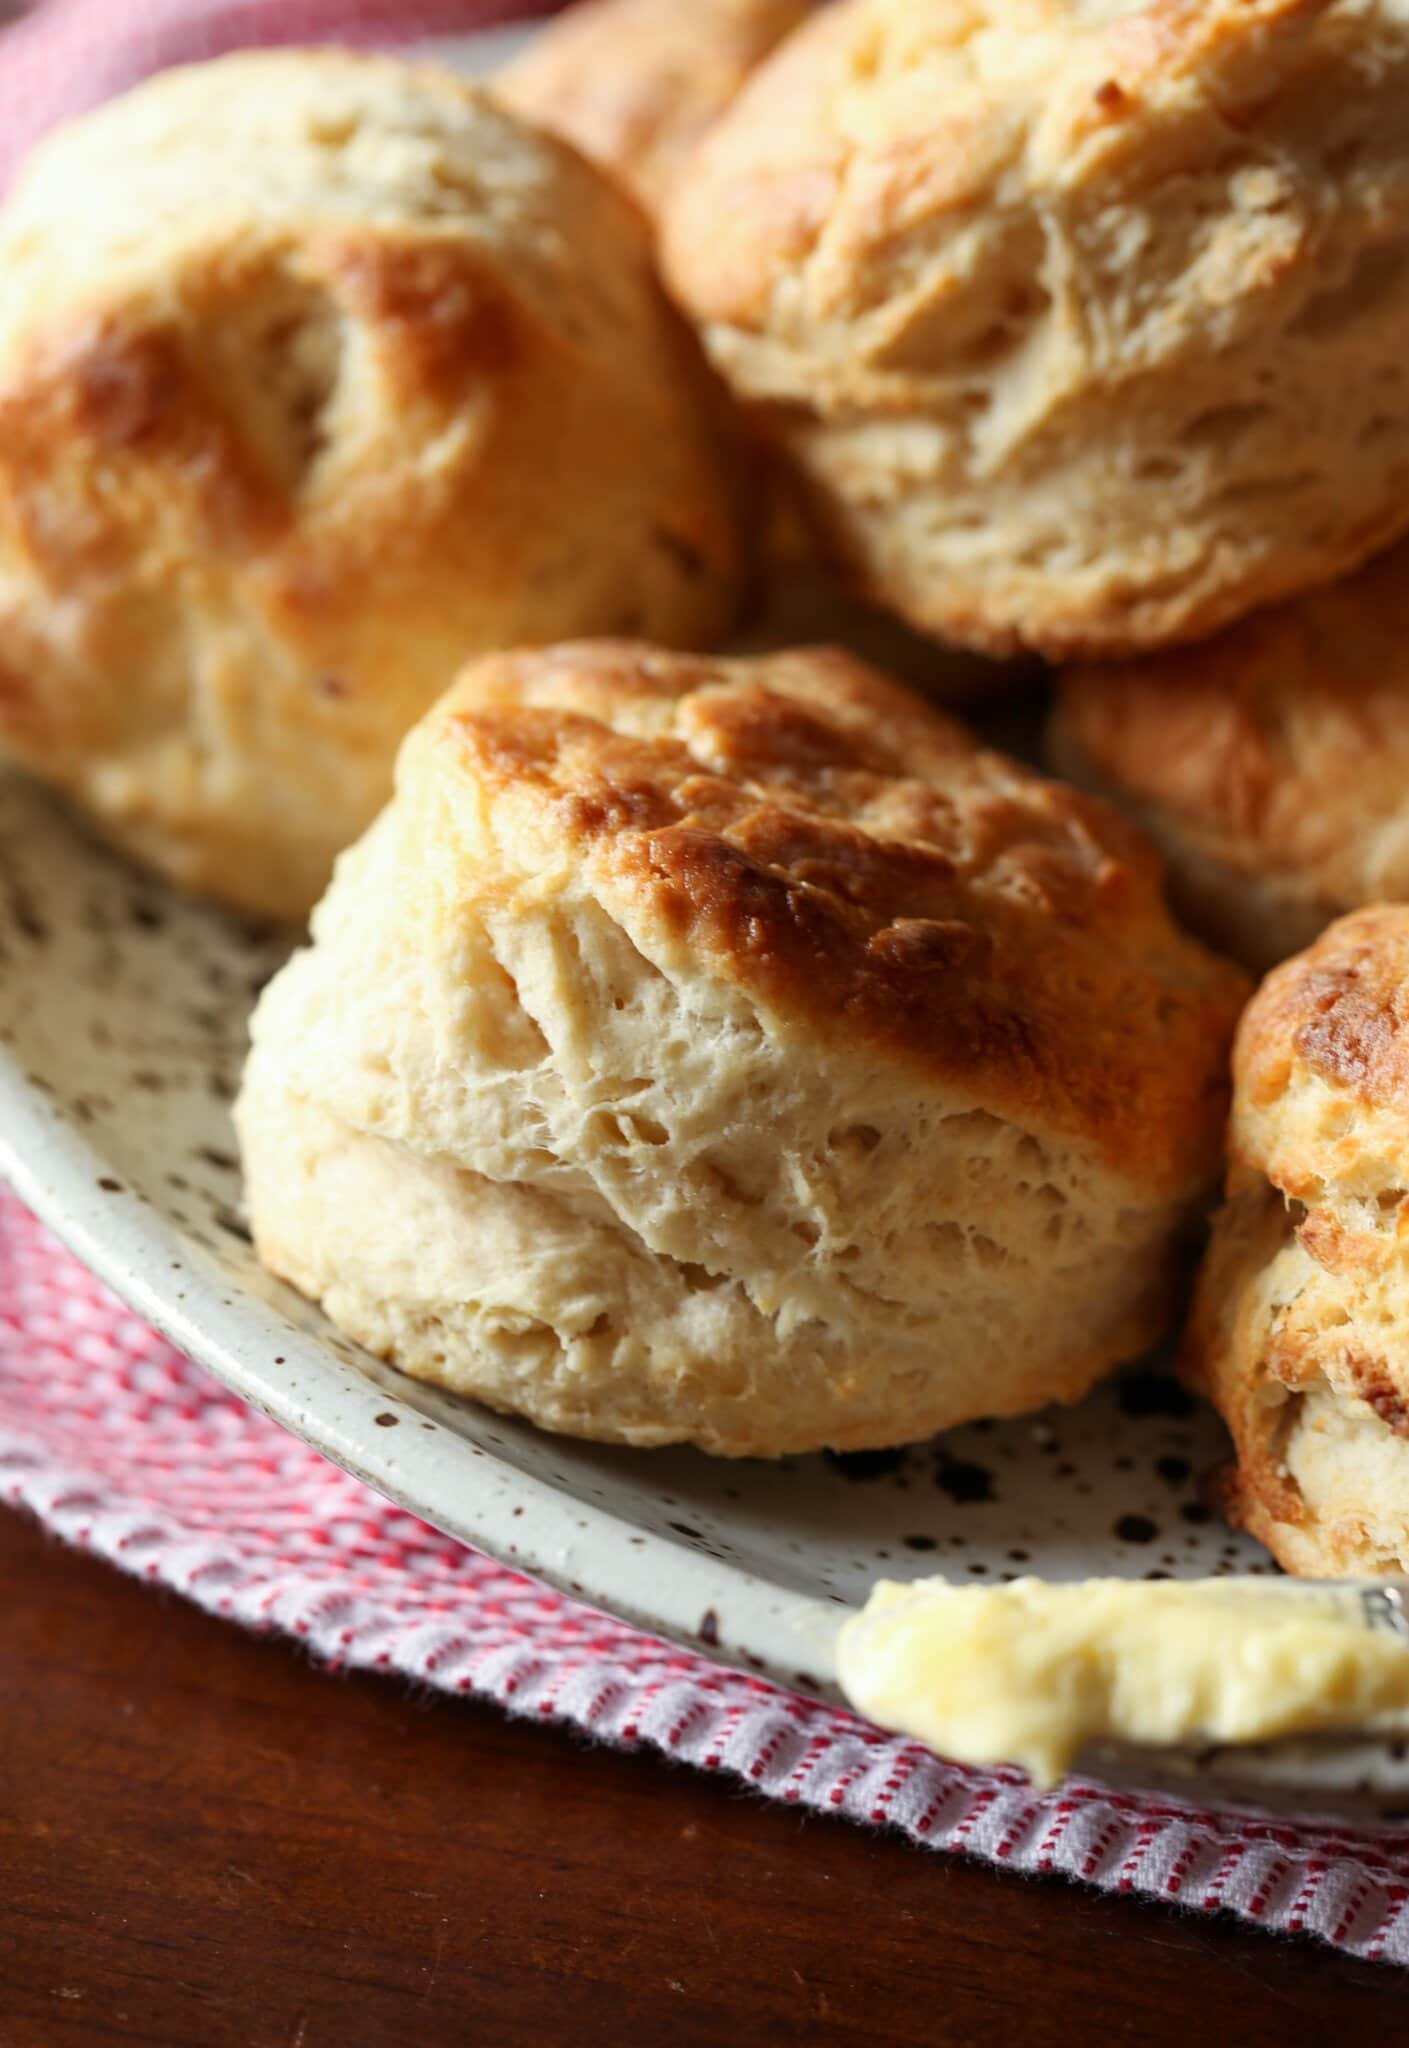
[836,1576,1409,1788]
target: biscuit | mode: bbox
[0,51,741,920]
[664,0,1409,660]
[1188,907,1409,1575]
[502,0,1021,700]
[497,0,812,216]
[1051,538,1409,972]
[236,639,1247,1457]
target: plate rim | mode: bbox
[0,1029,842,1691]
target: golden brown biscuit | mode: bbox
[237,639,1247,1456]
[1051,539,1409,972]
[501,0,1024,700]
[0,50,741,920]
[497,0,813,216]
[1189,906,1409,1574]
[664,0,1409,660]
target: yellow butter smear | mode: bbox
[836,1577,1409,1788]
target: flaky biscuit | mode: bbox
[237,639,1246,1456]
[1189,907,1409,1574]
[497,0,812,216]
[0,51,741,919]
[664,0,1409,660]
[1051,539,1409,972]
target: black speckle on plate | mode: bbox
[698,1608,720,1647]
[373,1412,399,1429]
[1115,1514,1159,1544]
[1117,1371,1196,1421]
[824,1447,906,1482]
[933,1453,995,1506]
[902,1534,938,1553]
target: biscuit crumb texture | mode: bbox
[497,0,812,215]
[666,0,1409,658]
[0,51,741,919]
[1190,905,1409,1572]
[238,641,1246,1455]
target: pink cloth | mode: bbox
[5,0,1409,1967]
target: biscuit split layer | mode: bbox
[238,641,1247,1456]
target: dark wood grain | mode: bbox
[0,1508,1402,2048]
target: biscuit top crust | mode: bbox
[0,48,741,917]
[402,641,1248,1191]
[665,0,1384,334]
[0,47,725,561]
[1240,906,1409,1115]
[1056,540,1409,908]
[0,49,658,359]
[1232,906,1409,1201]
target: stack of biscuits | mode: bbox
[5,1,1409,1572]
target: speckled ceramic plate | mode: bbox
[3,23,1408,1820]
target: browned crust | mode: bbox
[496,0,813,215]
[1236,906,1409,1121]
[422,641,1249,1196]
[1055,539,1409,926]
[0,315,288,578]
[1344,1353,1409,1438]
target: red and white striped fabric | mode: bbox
[4,0,1409,1967]
[6,1188,1409,1964]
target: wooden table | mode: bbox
[1,1509,1404,2044]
